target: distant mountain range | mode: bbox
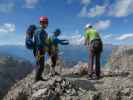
[0,45,35,63]
[0,44,113,67]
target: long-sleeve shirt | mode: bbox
[49,36,69,53]
[51,36,69,45]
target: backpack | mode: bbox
[90,39,103,53]
[25,25,36,49]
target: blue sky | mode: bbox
[0,0,133,45]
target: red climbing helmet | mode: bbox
[39,16,48,23]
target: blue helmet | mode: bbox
[54,29,61,36]
[54,29,61,33]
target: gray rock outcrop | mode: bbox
[3,45,133,100]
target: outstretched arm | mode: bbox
[60,39,69,45]
[54,38,69,45]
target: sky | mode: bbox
[0,0,133,45]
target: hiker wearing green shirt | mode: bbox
[84,24,103,79]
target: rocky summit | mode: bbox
[3,46,133,100]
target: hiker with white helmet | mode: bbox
[84,24,103,79]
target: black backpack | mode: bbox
[90,39,103,53]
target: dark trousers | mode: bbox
[89,48,101,77]
[35,48,45,80]
[51,52,58,68]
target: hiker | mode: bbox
[84,24,103,79]
[33,16,49,81]
[49,29,69,75]
[25,16,49,81]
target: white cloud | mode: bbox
[88,5,106,17]
[103,34,113,39]
[0,23,24,45]
[94,20,111,31]
[79,6,88,17]
[115,33,133,41]
[81,0,91,5]
[69,34,85,45]
[0,3,15,13]
[109,0,133,17]
[78,0,133,18]
[66,0,91,5]
[102,33,133,44]
[78,4,107,17]
[24,0,39,8]
[0,23,16,33]
[60,30,85,45]
[66,0,74,4]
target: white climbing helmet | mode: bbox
[85,23,92,29]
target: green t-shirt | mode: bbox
[84,28,100,41]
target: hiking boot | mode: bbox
[95,75,101,80]
[87,73,93,79]
[88,71,95,77]
[87,72,99,80]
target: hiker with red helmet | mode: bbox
[25,16,49,81]
[84,24,103,79]
[33,16,50,81]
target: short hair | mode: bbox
[89,25,93,28]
